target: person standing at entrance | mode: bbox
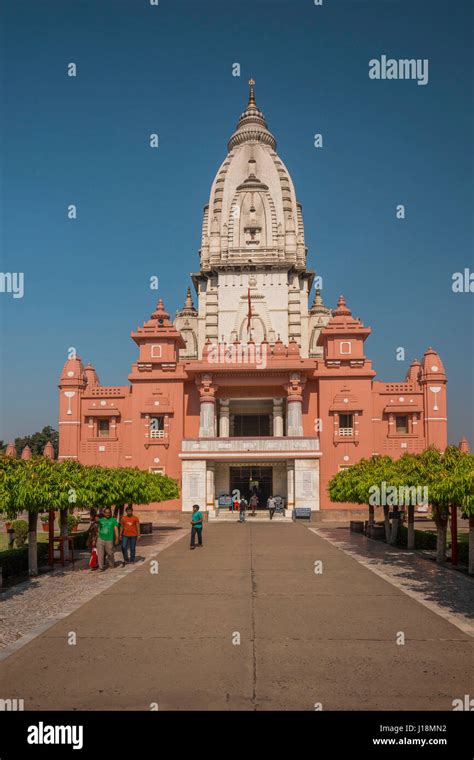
[120,506,140,565]
[249,491,258,516]
[97,506,120,571]
[267,495,276,520]
[190,504,203,549]
[239,496,248,523]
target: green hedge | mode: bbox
[0,530,90,580]
[0,543,49,579]
[398,525,469,565]
[398,526,438,550]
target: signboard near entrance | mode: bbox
[218,494,233,508]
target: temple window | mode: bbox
[338,413,354,436]
[340,341,352,355]
[151,344,162,358]
[150,415,165,438]
[98,419,110,438]
[395,415,408,434]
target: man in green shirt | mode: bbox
[190,504,203,549]
[97,506,120,571]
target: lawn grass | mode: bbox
[0,530,56,551]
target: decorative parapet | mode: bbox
[181,437,320,453]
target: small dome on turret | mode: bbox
[59,356,86,387]
[151,299,171,327]
[176,287,197,317]
[458,436,470,452]
[421,347,446,377]
[84,363,100,387]
[405,359,422,383]
[310,288,330,315]
[227,79,277,152]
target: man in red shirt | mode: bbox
[120,506,140,566]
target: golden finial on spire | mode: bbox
[248,78,256,107]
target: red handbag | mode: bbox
[89,547,98,568]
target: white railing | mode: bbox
[150,429,166,439]
[337,428,354,437]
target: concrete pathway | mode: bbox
[312,525,474,636]
[1,523,472,710]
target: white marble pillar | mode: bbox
[199,399,216,438]
[286,460,295,510]
[273,397,284,437]
[287,400,303,436]
[206,462,216,511]
[219,399,230,437]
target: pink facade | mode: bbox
[58,297,447,514]
[58,85,448,516]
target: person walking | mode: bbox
[96,506,120,571]
[239,495,248,523]
[190,504,203,549]
[267,495,276,520]
[120,505,140,565]
[249,491,258,517]
[87,514,99,571]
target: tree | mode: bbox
[0,456,180,576]
[13,427,59,459]
[430,447,474,572]
[328,446,474,567]
[328,455,402,543]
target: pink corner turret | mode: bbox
[317,295,371,363]
[420,347,447,449]
[58,355,86,461]
[458,436,470,452]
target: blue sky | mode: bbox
[0,0,472,444]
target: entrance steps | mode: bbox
[209,510,292,523]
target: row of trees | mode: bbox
[0,456,179,576]
[328,446,474,573]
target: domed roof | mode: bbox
[227,79,277,152]
[200,81,306,271]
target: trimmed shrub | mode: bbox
[73,529,90,550]
[398,526,438,550]
[0,543,48,579]
[12,519,28,548]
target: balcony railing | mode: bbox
[150,429,166,439]
[336,427,354,437]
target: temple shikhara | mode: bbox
[58,82,448,517]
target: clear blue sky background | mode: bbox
[0,0,472,445]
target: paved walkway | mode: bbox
[312,525,474,636]
[0,528,185,655]
[1,523,472,710]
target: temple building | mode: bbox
[58,82,448,517]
